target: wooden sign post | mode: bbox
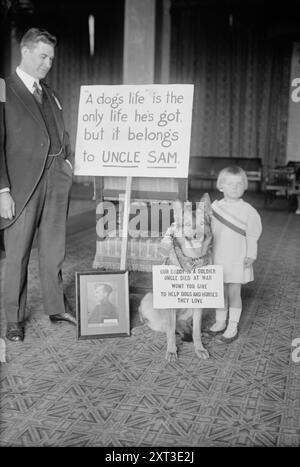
[120,176,132,270]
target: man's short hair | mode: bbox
[20,28,57,50]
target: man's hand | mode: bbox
[0,192,15,219]
[244,256,255,268]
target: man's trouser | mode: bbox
[3,155,72,323]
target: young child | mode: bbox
[209,166,262,343]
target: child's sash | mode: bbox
[212,208,246,237]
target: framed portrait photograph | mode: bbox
[76,270,130,339]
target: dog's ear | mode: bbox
[200,192,211,207]
[172,199,183,226]
[199,192,212,220]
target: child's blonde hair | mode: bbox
[216,166,248,191]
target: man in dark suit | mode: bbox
[0,28,76,342]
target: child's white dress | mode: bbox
[211,198,262,284]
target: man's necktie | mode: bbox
[33,82,43,104]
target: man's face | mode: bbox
[20,41,54,80]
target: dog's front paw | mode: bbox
[165,348,178,362]
[195,345,209,359]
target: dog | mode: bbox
[139,193,213,362]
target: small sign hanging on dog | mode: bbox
[152,265,224,309]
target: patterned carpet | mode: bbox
[1,205,300,447]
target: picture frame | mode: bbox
[75,270,130,339]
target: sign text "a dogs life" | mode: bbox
[74,84,194,178]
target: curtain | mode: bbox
[170,2,291,170]
[37,1,124,184]
[45,1,124,151]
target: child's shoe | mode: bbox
[216,321,239,343]
[217,329,239,343]
[207,321,226,335]
[216,307,241,343]
[207,307,227,335]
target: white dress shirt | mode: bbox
[16,66,42,94]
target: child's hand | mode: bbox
[244,257,255,267]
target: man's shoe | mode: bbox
[49,312,77,325]
[6,322,24,342]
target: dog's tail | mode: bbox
[138,293,169,332]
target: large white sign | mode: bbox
[74,84,194,177]
[152,265,224,309]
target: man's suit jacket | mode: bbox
[0,72,73,230]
